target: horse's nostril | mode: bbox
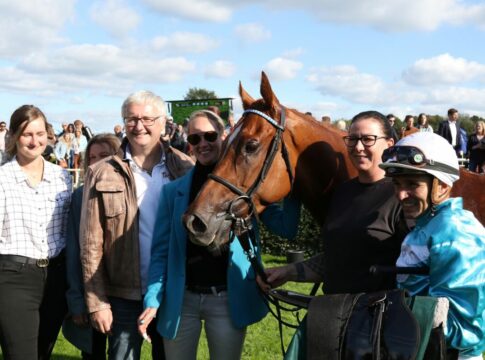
[191,215,207,234]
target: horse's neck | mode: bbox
[285,115,356,224]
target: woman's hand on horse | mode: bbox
[137,307,157,342]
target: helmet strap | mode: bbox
[430,178,451,210]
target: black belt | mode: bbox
[0,250,65,268]
[186,284,227,295]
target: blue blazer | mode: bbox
[144,168,300,339]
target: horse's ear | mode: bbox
[260,71,280,112]
[239,81,254,110]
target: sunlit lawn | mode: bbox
[0,254,313,360]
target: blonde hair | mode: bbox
[188,110,225,135]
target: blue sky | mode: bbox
[1,0,485,133]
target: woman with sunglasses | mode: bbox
[262,111,408,297]
[138,110,300,359]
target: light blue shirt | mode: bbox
[396,197,485,356]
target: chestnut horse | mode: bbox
[184,72,357,247]
[451,169,485,225]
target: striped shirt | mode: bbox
[0,157,72,258]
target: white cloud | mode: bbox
[141,0,232,22]
[234,23,271,43]
[264,58,303,81]
[307,65,386,103]
[205,60,235,78]
[307,65,430,107]
[0,0,75,56]
[139,0,485,31]
[151,32,219,54]
[2,44,195,97]
[90,0,140,38]
[402,53,485,86]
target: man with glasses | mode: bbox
[80,91,194,360]
[380,132,484,359]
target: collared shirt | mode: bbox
[448,120,457,146]
[125,144,171,293]
[0,157,72,258]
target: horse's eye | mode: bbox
[244,140,259,154]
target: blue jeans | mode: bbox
[108,297,164,360]
[163,290,246,360]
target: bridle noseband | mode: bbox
[208,107,294,233]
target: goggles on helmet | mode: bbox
[382,146,459,176]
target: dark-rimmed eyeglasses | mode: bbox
[187,131,218,146]
[343,135,387,147]
[124,116,161,127]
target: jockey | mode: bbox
[380,132,485,360]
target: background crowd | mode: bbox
[1,107,484,177]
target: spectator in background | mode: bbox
[42,123,57,164]
[321,115,331,125]
[163,115,176,144]
[0,121,8,165]
[467,121,485,173]
[417,113,433,133]
[170,124,187,153]
[386,114,400,143]
[67,123,76,139]
[74,119,94,141]
[63,133,122,360]
[0,105,72,360]
[58,122,68,138]
[437,108,462,156]
[459,127,468,160]
[72,128,88,170]
[206,105,221,116]
[55,131,73,168]
[400,115,419,138]
[80,90,194,360]
[226,111,235,134]
[335,120,347,131]
[114,124,124,141]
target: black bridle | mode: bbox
[208,107,294,234]
[208,107,297,355]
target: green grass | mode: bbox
[0,254,312,359]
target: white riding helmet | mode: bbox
[379,132,460,186]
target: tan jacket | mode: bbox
[80,144,194,313]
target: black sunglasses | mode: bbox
[187,131,218,146]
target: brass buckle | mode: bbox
[36,258,49,268]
